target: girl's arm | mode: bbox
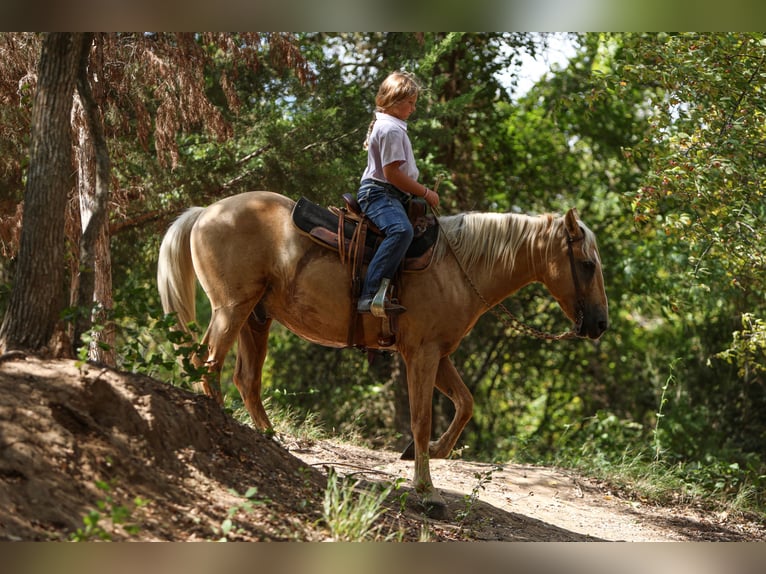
[383,161,440,208]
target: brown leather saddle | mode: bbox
[292,194,438,271]
[291,194,439,348]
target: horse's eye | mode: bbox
[580,260,597,278]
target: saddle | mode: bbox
[291,194,439,348]
[291,194,438,271]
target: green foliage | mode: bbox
[105,308,208,391]
[69,480,150,541]
[262,325,398,444]
[265,400,328,443]
[117,312,209,390]
[456,465,502,536]
[546,401,766,514]
[213,487,271,542]
[653,361,677,462]
[107,272,216,391]
[518,34,766,510]
[716,313,766,379]
[321,468,397,541]
[619,34,766,306]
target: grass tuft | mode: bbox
[321,468,396,541]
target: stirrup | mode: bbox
[371,278,406,318]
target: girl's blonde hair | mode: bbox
[364,71,421,150]
[374,71,421,111]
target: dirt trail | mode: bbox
[0,356,763,541]
[291,439,762,541]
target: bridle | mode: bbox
[565,229,586,335]
[434,207,585,341]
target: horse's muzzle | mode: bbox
[577,309,608,340]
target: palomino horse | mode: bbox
[157,191,608,515]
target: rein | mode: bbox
[431,201,581,341]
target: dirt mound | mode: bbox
[0,356,326,541]
[1,356,764,542]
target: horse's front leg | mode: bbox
[404,345,448,518]
[401,356,474,460]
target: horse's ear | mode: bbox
[564,208,581,238]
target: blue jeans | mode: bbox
[357,179,414,300]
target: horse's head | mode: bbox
[544,208,609,340]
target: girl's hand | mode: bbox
[424,188,440,208]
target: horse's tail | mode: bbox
[157,207,205,331]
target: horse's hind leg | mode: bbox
[233,307,273,431]
[196,301,254,405]
[430,357,474,458]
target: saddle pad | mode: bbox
[291,196,439,260]
[292,196,379,252]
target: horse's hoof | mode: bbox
[422,498,448,520]
[400,440,415,460]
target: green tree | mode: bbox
[613,32,766,459]
[0,33,311,359]
[450,33,655,460]
[484,33,766,490]
[0,33,85,354]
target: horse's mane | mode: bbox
[433,211,598,275]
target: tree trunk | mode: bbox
[73,97,115,365]
[72,33,115,364]
[0,33,84,355]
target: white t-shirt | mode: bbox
[361,112,419,185]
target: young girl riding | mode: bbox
[356,71,440,317]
